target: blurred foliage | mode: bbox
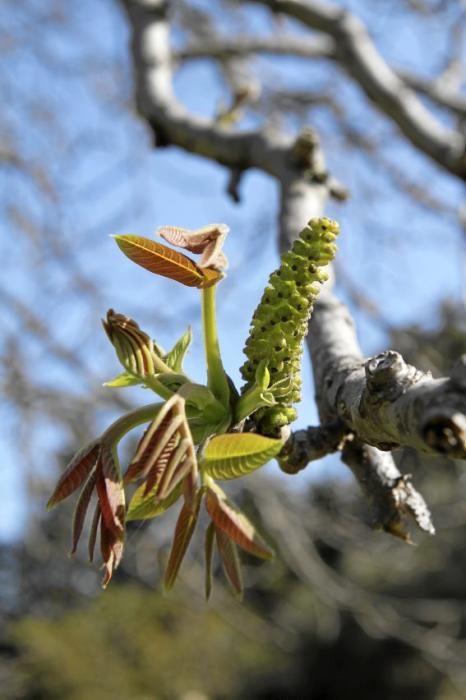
[8,586,276,700]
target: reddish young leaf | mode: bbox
[100,520,124,589]
[141,433,178,494]
[95,469,125,538]
[125,394,198,502]
[158,224,228,253]
[71,468,97,555]
[47,441,100,509]
[204,522,215,600]
[88,502,101,563]
[215,526,243,599]
[100,444,121,482]
[113,235,222,288]
[206,484,274,560]
[164,495,201,592]
[124,398,183,483]
[158,223,229,270]
[155,439,193,500]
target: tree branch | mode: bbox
[119,0,294,177]
[179,34,466,121]
[245,0,466,179]
[308,294,466,459]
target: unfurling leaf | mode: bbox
[206,482,274,560]
[204,522,215,600]
[126,481,183,522]
[164,494,201,592]
[202,432,283,480]
[124,394,197,501]
[102,309,169,377]
[215,527,243,599]
[158,223,229,270]
[47,440,100,509]
[113,235,222,288]
[164,327,192,372]
[103,371,142,388]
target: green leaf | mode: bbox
[201,433,283,480]
[103,372,142,388]
[255,360,270,390]
[126,481,183,521]
[164,327,192,372]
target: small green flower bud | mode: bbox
[240,217,339,429]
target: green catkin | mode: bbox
[240,217,339,432]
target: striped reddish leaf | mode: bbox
[164,494,201,592]
[100,519,124,589]
[124,412,174,483]
[88,502,101,563]
[113,235,222,288]
[125,394,197,502]
[204,522,215,600]
[102,309,158,377]
[142,434,179,494]
[206,483,274,560]
[155,440,193,500]
[71,468,97,555]
[95,468,125,538]
[47,440,100,509]
[215,526,243,599]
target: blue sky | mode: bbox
[1,0,465,541]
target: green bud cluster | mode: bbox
[240,217,339,429]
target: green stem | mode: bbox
[103,402,164,445]
[201,285,230,408]
[142,374,175,400]
[234,386,273,424]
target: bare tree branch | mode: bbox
[308,294,466,459]
[119,0,295,178]
[243,0,466,178]
[179,34,466,120]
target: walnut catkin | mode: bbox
[240,217,339,431]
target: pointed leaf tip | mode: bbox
[204,522,215,601]
[215,527,243,599]
[164,495,201,591]
[47,441,101,509]
[206,483,274,560]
